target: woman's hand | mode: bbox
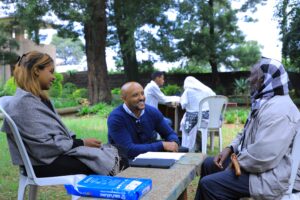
[83,138,102,148]
[213,147,232,169]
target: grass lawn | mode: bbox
[0,115,243,200]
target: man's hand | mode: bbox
[83,138,102,148]
[213,147,232,169]
[162,141,179,152]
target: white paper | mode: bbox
[135,152,185,160]
[165,96,180,103]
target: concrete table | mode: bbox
[79,153,205,200]
[122,153,205,200]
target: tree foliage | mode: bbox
[0,23,19,65]
[275,0,300,71]
[1,0,111,104]
[51,34,84,65]
[12,1,50,44]
[230,41,262,70]
[108,0,173,81]
[143,0,261,86]
[287,7,300,70]
[107,0,267,80]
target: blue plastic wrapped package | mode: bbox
[65,175,152,200]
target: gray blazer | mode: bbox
[230,95,300,199]
[1,88,119,175]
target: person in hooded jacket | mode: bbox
[194,57,300,200]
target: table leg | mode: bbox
[174,106,178,133]
[177,189,188,200]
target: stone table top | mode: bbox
[79,153,206,200]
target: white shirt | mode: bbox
[122,103,144,119]
[144,80,180,108]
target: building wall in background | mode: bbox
[15,39,56,62]
[0,16,56,84]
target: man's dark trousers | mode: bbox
[194,157,251,200]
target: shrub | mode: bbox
[62,82,78,98]
[49,73,63,98]
[225,111,236,124]
[161,84,182,95]
[3,77,17,95]
[78,106,90,116]
[0,85,5,97]
[51,98,79,108]
[111,88,121,95]
[78,102,114,117]
[234,78,249,95]
[73,88,88,99]
[237,109,249,124]
[214,85,226,95]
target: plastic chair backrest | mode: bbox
[0,104,38,181]
[287,127,300,194]
[197,95,228,129]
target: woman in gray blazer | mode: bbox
[2,51,127,177]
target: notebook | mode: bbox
[129,158,176,169]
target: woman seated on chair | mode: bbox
[180,76,215,152]
[1,51,128,177]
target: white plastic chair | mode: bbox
[196,95,228,154]
[281,127,300,200]
[0,101,86,200]
[240,127,300,200]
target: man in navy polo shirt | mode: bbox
[108,82,179,159]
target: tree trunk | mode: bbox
[209,58,220,88]
[208,0,220,88]
[84,0,111,104]
[114,0,139,82]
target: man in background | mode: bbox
[144,71,180,127]
[144,71,180,109]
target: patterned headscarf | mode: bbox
[240,58,290,150]
[250,57,290,116]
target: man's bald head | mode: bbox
[121,82,143,99]
[120,82,145,116]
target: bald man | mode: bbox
[107,82,180,159]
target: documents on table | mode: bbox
[166,96,180,104]
[135,152,186,161]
